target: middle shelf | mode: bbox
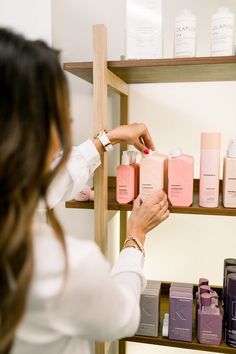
[65,177,236,217]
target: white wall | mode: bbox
[0,0,51,43]
[51,1,236,354]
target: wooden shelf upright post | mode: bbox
[93,24,109,354]
[93,24,129,354]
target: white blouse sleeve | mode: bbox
[44,237,146,341]
[47,139,101,208]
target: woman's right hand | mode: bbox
[127,190,169,247]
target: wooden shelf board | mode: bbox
[121,282,233,353]
[63,56,236,84]
[65,179,236,216]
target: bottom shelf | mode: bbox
[121,282,234,353]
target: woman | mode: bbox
[0,28,169,354]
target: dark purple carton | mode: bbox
[226,273,236,347]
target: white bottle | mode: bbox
[211,7,235,56]
[174,9,196,58]
[223,139,236,208]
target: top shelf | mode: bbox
[63,56,236,84]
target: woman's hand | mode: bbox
[127,190,169,246]
[107,123,155,153]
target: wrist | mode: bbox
[106,130,119,146]
[127,229,145,246]
[124,236,145,256]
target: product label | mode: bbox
[175,18,196,57]
[211,15,234,55]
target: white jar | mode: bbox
[174,9,196,58]
[211,7,235,56]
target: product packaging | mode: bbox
[136,280,161,337]
[174,9,196,57]
[211,7,235,56]
[126,0,162,59]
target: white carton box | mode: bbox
[126,0,162,59]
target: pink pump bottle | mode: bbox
[197,293,222,345]
[168,148,194,207]
[116,151,135,204]
[199,133,221,208]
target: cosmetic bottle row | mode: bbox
[116,133,236,209]
[174,7,235,58]
[126,1,235,60]
[168,279,222,345]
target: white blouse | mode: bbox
[11,140,146,354]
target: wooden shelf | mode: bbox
[66,178,236,217]
[63,56,236,84]
[121,282,234,353]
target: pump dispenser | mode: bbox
[116,151,135,204]
[127,148,140,198]
[223,139,236,208]
[168,148,194,206]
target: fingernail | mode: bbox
[144,148,149,155]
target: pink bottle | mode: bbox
[116,151,135,204]
[199,133,221,208]
[168,148,194,207]
[197,293,222,345]
[223,139,236,208]
[140,151,168,203]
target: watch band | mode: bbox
[95,130,113,152]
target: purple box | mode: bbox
[169,291,193,342]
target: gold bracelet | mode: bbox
[124,236,145,256]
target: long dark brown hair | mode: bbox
[0,28,71,353]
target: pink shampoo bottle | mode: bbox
[199,133,221,208]
[168,148,194,207]
[140,150,168,203]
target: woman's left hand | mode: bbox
[107,123,155,153]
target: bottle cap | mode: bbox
[227,273,236,296]
[127,150,137,164]
[147,149,157,156]
[199,285,211,295]
[170,147,182,158]
[136,152,142,164]
[201,293,212,306]
[224,258,236,268]
[199,278,209,286]
[122,151,130,165]
[226,265,236,279]
[227,139,236,158]
[201,132,221,150]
